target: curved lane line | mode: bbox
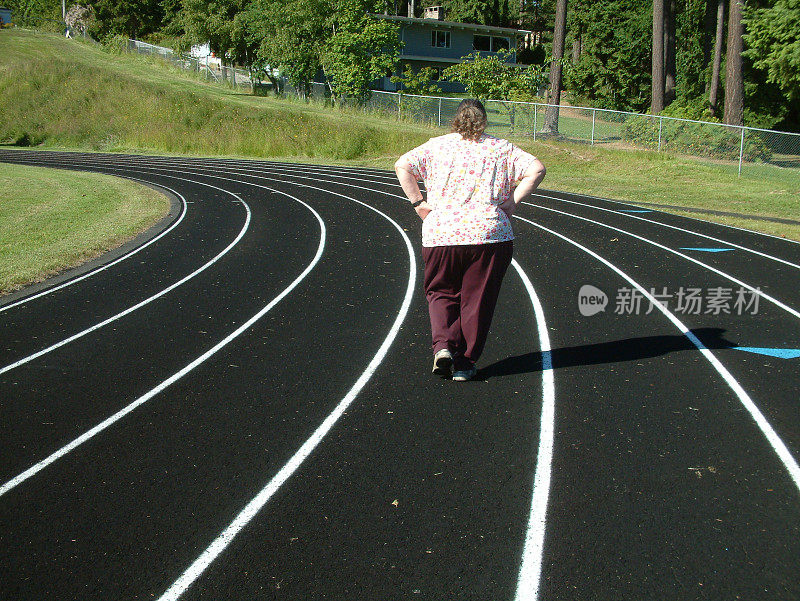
[524,203,800,319]
[155,181,417,601]
[513,213,800,494]
[526,194,800,271]
[108,157,800,302]
[0,174,251,376]
[0,189,325,498]
[0,178,188,313]
[509,260,555,601]
[546,189,800,246]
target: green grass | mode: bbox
[0,29,433,159]
[0,28,798,243]
[0,162,170,294]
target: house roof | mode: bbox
[375,14,531,36]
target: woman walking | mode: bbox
[395,99,546,381]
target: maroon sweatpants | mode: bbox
[422,241,513,370]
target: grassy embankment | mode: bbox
[0,28,798,288]
[0,162,169,294]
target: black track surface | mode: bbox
[1,149,798,601]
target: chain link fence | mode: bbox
[126,39,256,91]
[366,91,799,178]
[126,39,799,179]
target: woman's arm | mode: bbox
[500,158,546,216]
[394,156,432,220]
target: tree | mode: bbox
[708,0,725,115]
[651,0,665,113]
[322,0,402,103]
[5,0,63,29]
[566,0,652,112]
[65,4,94,35]
[443,49,549,100]
[744,0,800,101]
[181,0,258,68]
[438,0,515,27]
[664,0,677,105]
[391,65,440,96]
[443,50,516,100]
[542,0,567,133]
[246,0,330,96]
[675,0,707,101]
[723,0,744,125]
[86,0,165,38]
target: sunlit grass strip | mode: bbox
[0,162,170,294]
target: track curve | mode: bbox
[1,149,798,601]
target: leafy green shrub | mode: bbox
[100,34,128,55]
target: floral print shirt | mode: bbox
[401,133,537,247]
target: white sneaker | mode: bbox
[452,366,477,382]
[432,348,453,376]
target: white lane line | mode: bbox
[524,203,800,320]
[113,157,800,294]
[513,213,800,494]
[156,187,416,601]
[527,193,800,271]
[0,178,188,313]
[0,174,250,376]
[510,260,555,601]
[0,189,325,498]
[542,189,800,246]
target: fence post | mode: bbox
[398,94,401,120]
[738,127,745,177]
[533,105,537,141]
[438,98,442,127]
[658,116,663,152]
[591,109,596,145]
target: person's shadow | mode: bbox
[478,327,737,379]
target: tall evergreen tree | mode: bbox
[723,0,744,124]
[651,0,665,113]
[744,0,800,102]
[664,0,676,105]
[542,0,566,133]
[567,0,651,112]
[709,0,725,115]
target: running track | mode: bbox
[1,150,798,601]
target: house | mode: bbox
[374,11,531,93]
[0,7,12,27]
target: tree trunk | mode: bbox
[664,0,677,105]
[708,0,725,115]
[702,0,716,77]
[543,0,567,134]
[723,0,744,125]
[651,0,665,113]
[572,24,582,63]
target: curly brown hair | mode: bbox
[452,99,488,141]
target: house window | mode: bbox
[473,34,511,53]
[492,37,510,52]
[431,30,450,48]
[473,35,491,51]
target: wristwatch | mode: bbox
[411,199,425,208]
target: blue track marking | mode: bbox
[732,347,800,359]
[679,247,736,252]
[618,209,653,213]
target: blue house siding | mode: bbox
[0,7,12,26]
[373,15,528,93]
